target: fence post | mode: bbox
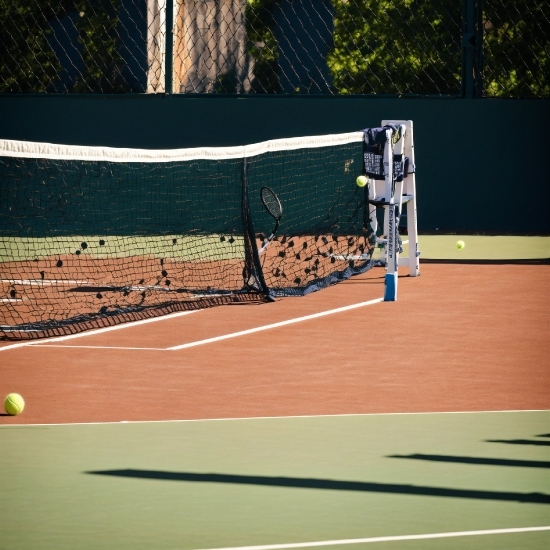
[461,0,476,98]
[165,0,174,94]
[475,0,484,97]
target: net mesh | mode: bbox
[0,133,374,339]
[247,144,373,296]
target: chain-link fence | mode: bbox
[0,0,548,97]
[482,0,549,98]
[0,0,150,93]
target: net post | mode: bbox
[384,273,398,301]
[382,127,398,301]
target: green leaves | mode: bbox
[327,0,462,95]
[0,1,61,92]
[245,0,281,93]
[0,0,127,93]
[72,0,126,93]
[482,0,549,98]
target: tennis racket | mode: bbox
[258,186,282,254]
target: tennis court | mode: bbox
[1,235,549,549]
[1,0,549,546]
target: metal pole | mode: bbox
[461,0,476,99]
[165,0,174,94]
[475,0,484,98]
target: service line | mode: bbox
[0,309,200,352]
[167,298,383,350]
[1,298,384,352]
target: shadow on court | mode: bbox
[86,469,550,504]
[388,453,550,469]
[486,439,550,447]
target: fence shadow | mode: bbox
[388,453,550,469]
[86,469,550,505]
[486,439,550,447]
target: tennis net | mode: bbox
[0,132,375,339]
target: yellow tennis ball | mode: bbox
[356,175,368,188]
[4,393,25,416]
[456,240,465,250]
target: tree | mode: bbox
[0,1,62,92]
[482,0,549,98]
[327,0,462,95]
[245,0,281,93]
[0,0,128,93]
[173,0,257,93]
[71,0,127,93]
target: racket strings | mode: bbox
[261,188,282,220]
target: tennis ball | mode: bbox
[456,240,465,250]
[356,175,368,188]
[4,393,25,416]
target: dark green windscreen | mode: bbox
[0,157,243,237]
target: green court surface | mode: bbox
[408,235,550,261]
[1,411,549,549]
[0,235,245,263]
[2,236,548,264]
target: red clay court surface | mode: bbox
[1,263,548,425]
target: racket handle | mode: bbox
[258,234,274,254]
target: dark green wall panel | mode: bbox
[0,95,548,233]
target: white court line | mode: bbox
[0,309,200,352]
[1,279,88,285]
[196,527,550,550]
[1,409,546,428]
[34,345,166,351]
[6,297,384,352]
[168,298,383,351]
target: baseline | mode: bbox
[1,409,546,428]
[196,526,550,550]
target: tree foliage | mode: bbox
[0,0,126,93]
[245,0,281,93]
[327,0,462,95]
[0,1,61,92]
[482,0,549,98]
[71,0,127,93]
